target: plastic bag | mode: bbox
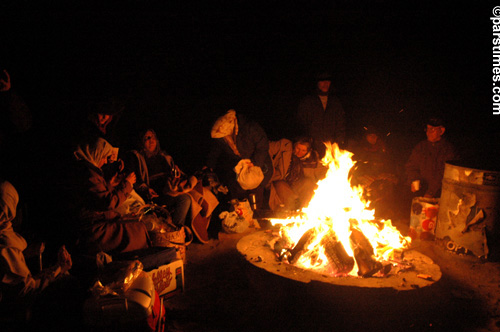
[220,211,249,233]
[138,204,173,232]
[114,189,146,216]
[91,260,144,297]
[234,159,264,190]
[230,199,253,223]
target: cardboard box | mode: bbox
[146,259,184,298]
[83,271,160,329]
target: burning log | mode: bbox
[288,228,355,275]
[289,228,316,265]
[266,143,412,278]
[320,230,354,275]
[350,228,383,277]
[238,231,442,290]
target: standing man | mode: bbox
[296,72,346,158]
[405,117,458,198]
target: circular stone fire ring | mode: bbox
[237,230,441,291]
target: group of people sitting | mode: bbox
[0,69,458,310]
[70,127,221,257]
[205,108,405,220]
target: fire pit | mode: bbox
[237,230,441,291]
[238,143,441,290]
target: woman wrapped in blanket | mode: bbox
[125,129,219,243]
[125,129,193,228]
[72,137,150,255]
[0,180,72,299]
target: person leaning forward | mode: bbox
[268,137,327,211]
[206,109,273,209]
[71,137,150,256]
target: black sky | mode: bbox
[0,2,496,171]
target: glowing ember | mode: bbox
[269,143,411,277]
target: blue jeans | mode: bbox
[158,193,191,227]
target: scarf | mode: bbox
[211,109,241,156]
[285,155,303,184]
[0,180,18,231]
[74,137,117,168]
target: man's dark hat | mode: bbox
[315,72,332,82]
[426,117,444,127]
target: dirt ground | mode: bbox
[164,220,500,332]
[4,215,499,332]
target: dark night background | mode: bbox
[0,2,498,237]
[1,3,500,330]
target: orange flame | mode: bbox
[270,143,411,276]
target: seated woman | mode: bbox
[268,137,327,212]
[0,180,72,299]
[125,129,218,243]
[72,137,150,256]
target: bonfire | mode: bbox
[269,143,411,277]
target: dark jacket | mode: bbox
[405,138,457,198]
[126,150,174,201]
[296,93,346,147]
[78,112,122,149]
[0,90,32,142]
[351,138,395,178]
[207,113,272,183]
[73,160,133,227]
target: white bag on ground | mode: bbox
[230,199,260,229]
[219,211,249,233]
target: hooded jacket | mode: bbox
[0,181,61,296]
[73,138,133,225]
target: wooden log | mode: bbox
[320,230,355,275]
[350,228,383,277]
[289,228,317,264]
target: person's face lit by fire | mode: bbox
[425,125,445,143]
[317,80,331,94]
[366,133,378,145]
[0,70,11,92]
[98,148,119,168]
[97,114,111,126]
[143,131,157,153]
[294,143,309,158]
